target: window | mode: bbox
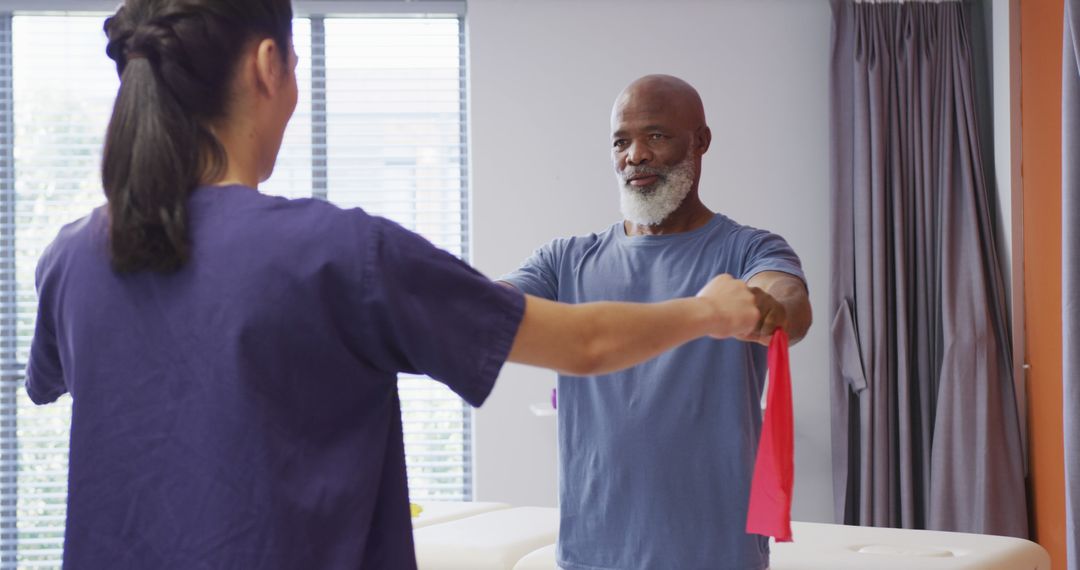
[0,2,470,566]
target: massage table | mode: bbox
[510,523,1051,569]
[414,503,1050,569]
[410,500,510,529]
[413,506,559,569]
[767,521,1051,569]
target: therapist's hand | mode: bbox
[696,274,762,340]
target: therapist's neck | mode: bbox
[203,117,262,189]
[624,192,715,237]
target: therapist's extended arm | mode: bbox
[741,270,812,346]
[504,274,761,377]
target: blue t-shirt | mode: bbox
[502,214,805,570]
[25,185,525,569]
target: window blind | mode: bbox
[0,7,470,568]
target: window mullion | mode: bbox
[0,13,19,568]
[310,16,327,201]
[455,15,473,501]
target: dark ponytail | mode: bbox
[102,0,293,273]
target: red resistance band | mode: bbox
[746,328,794,542]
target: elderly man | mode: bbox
[500,75,812,570]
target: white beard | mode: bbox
[617,155,696,227]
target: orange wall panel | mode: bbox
[1020,0,1066,566]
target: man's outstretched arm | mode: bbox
[742,271,812,346]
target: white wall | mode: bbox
[990,0,1027,463]
[468,0,834,523]
[992,0,1013,281]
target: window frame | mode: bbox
[0,1,465,16]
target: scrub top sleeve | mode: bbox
[497,241,562,301]
[26,248,67,405]
[361,217,526,407]
[739,229,808,289]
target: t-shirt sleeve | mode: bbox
[498,240,562,301]
[25,245,67,405]
[739,229,807,288]
[360,217,526,407]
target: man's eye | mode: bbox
[650,133,665,140]
[613,140,628,149]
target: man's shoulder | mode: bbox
[703,213,754,235]
[704,213,788,247]
[539,222,622,258]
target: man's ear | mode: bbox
[696,125,712,156]
[252,38,284,97]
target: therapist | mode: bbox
[24,1,770,569]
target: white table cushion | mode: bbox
[512,544,558,570]
[414,506,559,570]
[505,521,1050,570]
[411,501,511,529]
[770,522,1050,569]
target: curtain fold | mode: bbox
[830,0,1026,538]
[1062,0,1080,566]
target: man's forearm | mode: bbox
[761,277,812,344]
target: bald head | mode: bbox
[612,74,707,132]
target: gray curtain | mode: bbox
[1063,0,1080,566]
[830,0,1027,538]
